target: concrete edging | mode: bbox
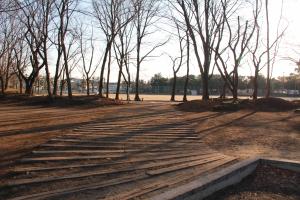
[150,157,300,200]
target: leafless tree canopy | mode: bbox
[0,0,291,101]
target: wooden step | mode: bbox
[13,152,218,173]
[10,154,222,183]
[105,157,236,200]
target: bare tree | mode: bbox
[15,0,53,96]
[113,1,135,100]
[248,1,285,100]
[13,38,30,94]
[265,0,271,97]
[93,0,133,97]
[55,0,78,99]
[133,0,167,101]
[183,30,190,101]
[169,18,185,101]
[0,10,16,94]
[213,0,257,100]
[265,0,285,98]
[175,0,226,101]
[78,25,97,96]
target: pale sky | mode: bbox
[46,0,300,82]
[137,0,300,81]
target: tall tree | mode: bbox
[183,30,190,102]
[133,0,166,101]
[175,0,225,101]
[113,0,135,100]
[265,0,271,97]
[93,0,133,97]
[78,25,97,96]
[55,0,78,99]
[16,0,53,96]
[169,18,185,101]
[213,0,257,100]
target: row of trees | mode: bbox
[0,0,165,101]
[0,0,297,101]
[149,73,300,95]
[166,0,289,101]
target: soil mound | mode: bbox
[253,97,298,111]
[0,94,124,108]
[177,99,222,112]
[178,97,300,112]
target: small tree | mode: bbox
[78,25,97,96]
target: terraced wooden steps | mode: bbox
[0,103,236,200]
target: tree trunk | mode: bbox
[25,80,33,96]
[171,73,177,101]
[126,82,130,101]
[106,48,112,98]
[220,82,227,99]
[45,64,53,100]
[134,62,140,101]
[115,66,122,100]
[253,67,259,100]
[4,70,9,90]
[99,42,112,98]
[265,0,271,98]
[62,42,72,99]
[232,66,239,100]
[202,72,209,101]
[60,80,65,96]
[125,56,131,101]
[115,54,124,100]
[18,76,23,94]
[183,34,190,102]
[134,35,141,101]
[86,78,90,96]
[0,77,5,95]
[53,51,62,96]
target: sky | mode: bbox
[136,0,300,81]
[47,0,300,82]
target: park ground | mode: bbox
[0,94,299,171]
[0,94,299,199]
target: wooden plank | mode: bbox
[47,139,203,145]
[105,157,236,200]
[68,131,196,135]
[63,134,199,140]
[146,156,226,176]
[74,127,193,131]
[9,155,224,187]
[19,149,213,163]
[40,143,203,150]
[50,138,199,144]
[20,149,213,163]
[9,172,148,200]
[32,147,203,154]
[13,152,219,173]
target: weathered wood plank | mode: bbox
[10,155,224,186]
[105,157,237,200]
[146,156,225,176]
[13,152,219,173]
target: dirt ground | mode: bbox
[196,110,300,160]
[0,96,126,170]
[205,164,300,200]
[0,95,299,177]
